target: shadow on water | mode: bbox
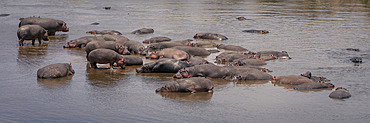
[86,65,126,88]
[156,92,213,102]
[37,75,73,87]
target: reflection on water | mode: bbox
[157,92,213,102]
[86,66,126,88]
[37,75,73,87]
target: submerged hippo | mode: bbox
[148,39,193,50]
[131,28,154,35]
[63,36,105,48]
[156,77,214,93]
[146,48,190,61]
[193,33,228,40]
[19,17,69,35]
[216,44,248,52]
[271,75,315,85]
[174,64,230,79]
[293,83,335,90]
[256,51,291,59]
[85,41,129,58]
[142,36,171,44]
[17,25,49,46]
[350,57,362,63]
[300,71,331,83]
[87,49,125,69]
[172,46,211,56]
[329,87,351,99]
[136,58,191,73]
[236,17,248,21]
[37,63,74,79]
[242,30,269,34]
[86,30,122,35]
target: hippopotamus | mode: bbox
[271,75,315,85]
[119,55,143,66]
[17,25,49,46]
[346,48,360,52]
[131,28,154,35]
[329,87,351,99]
[215,52,252,63]
[300,71,331,83]
[256,51,291,59]
[229,58,267,66]
[231,71,273,81]
[19,17,69,35]
[236,17,248,21]
[117,40,146,55]
[186,56,209,66]
[172,46,211,56]
[87,49,125,69]
[174,64,230,79]
[101,34,130,43]
[63,36,105,48]
[190,42,218,48]
[136,58,191,73]
[37,63,74,79]
[0,14,10,17]
[350,57,362,63]
[85,41,129,58]
[193,33,228,40]
[216,44,248,52]
[142,36,171,44]
[293,83,335,90]
[148,39,193,50]
[86,30,122,35]
[146,48,190,61]
[242,30,269,34]
[156,77,214,93]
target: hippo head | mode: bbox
[63,40,77,48]
[143,40,152,44]
[174,68,192,79]
[86,30,97,35]
[136,65,152,73]
[155,85,176,92]
[139,47,148,56]
[270,76,279,83]
[67,62,75,75]
[301,71,312,79]
[42,30,49,41]
[193,33,201,39]
[318,77,331,83]
[146,51,159,59]
[259,30,269,34]
[116,57,125,69]
[279,51,291,59]
[260,68,272,72]
[324,83,335,88]
[117,45,130,55]
[57,21,69,32]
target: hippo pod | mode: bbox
[19,17,69,35]
[148,39,193,50]
[300,71,331,83]
[329,87,351,99]
[293,83,335,90]
[85,41,129,59]
[146,48,190,61]
[172,46,211,56]
[37,63,74,79]
[193,33,228,40]
[86,30,122,35]
[256,51,291,59]
[131,28,154,35]
[136,58,191,73]
[156,77,214,93]
[271,75,315,85]
[87,49,125,69]
[216,44,248,52]
[17,25,49,46]
[242,30,269,34]
[142,36,171,44]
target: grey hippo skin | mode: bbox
[37,63,74,79]
[118,40,146,55]
[85,41,129,59]
[329,87,351,99]
[256,51,291,59]
[174,64,230,79]
[190,42,218,48]
[215,52,254,63]
[120,55,143,66]
[86,30,122,35]
[216,44,248,52]
[193,33,228,40]
[148,39,193,50]
[155,77,214,93]
[242,29,269,34]
[186,56,209,66]
[87,49,125,69]
[293,83,335,90]
[63,36,105,48]
[17,25,49,46]
[300,71,331,83]
[146,48,190,61]
[172,46,211,56]
[142,36,171,44]
[136,58,191,73]
[271,75,315,85]
[229,58,267,66]
[131,28,154,35]
[231,72,272,81]
[19,17,69,35]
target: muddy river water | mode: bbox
[0,0,369,122]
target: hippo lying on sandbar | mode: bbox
[271,75,315,85]
[329,87,351,99]
[85,41,129,58]
[293,83,334,90]
[193,33,228,40]
[142,36,171,44]
[172,46,211,56]
[136,58,191,73]
[148,39,193,50]
[231,71,272,81]
[131,28,154,35]
[63,36,105,48]
[215,52,254,63]
[216,44,248,52]
[300,71,331,83]
[118,40,147,55]
[242,30,269,34]
[156,77,214,93]
[146,48,190,61]
[190,42,218,48]
[86,30,122,35]
[229,58,267,66]
[186,56,209,66]
[174,64,229,79]
[87,49,125,69]
[37,63,74,79]
[120,55,143,66]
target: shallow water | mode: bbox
[0,0,369,122]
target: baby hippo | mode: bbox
[193,33,228,40]
[293,83,335,90]
[37,63,74,79]
[271,75,315,85]
[17,25,49,46]
[155,77,214,93]
[87,49,125,69]
[329,87,351,99]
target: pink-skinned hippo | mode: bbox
[85,41,129,59]
[216,44,248,52]
[136,58,191,73]
[293,83,334,90]
[19,17,69,35]
[193,33,228,40]
[87,49,125,69]
[271,75,315,85]
[86,30,122,35]
[131,28,154,35]
[329,87,351,99]
[142,36,171,44]
[242,29,269,34]
[17,25,49,46]
[156,77,214,93]
[172,46,211,56]
[37,63,74,79]
[148,39,193,50]
[146,48,190,61]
